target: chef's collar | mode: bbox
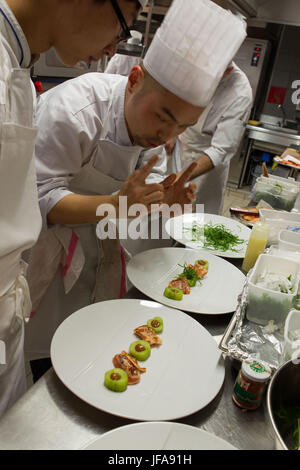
[0,0,34,68]
[111,77,143,149]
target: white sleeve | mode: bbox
[105,55,122,74]
[35,96,92,228]
[205,95,252,167]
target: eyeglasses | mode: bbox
[110,0,132,44]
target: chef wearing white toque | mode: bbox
[144,0,247,107]
[24,0,247,370]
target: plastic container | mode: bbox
[250,163,264,191]
[247,254,300,326]
[268,174,300,187]
[278,229,300,252]
[232,359,272,410]
[282,309,300,363]
[253,176,299,211]
[268,245,300,265]
[242,220,269,273]
[259,208,300,245]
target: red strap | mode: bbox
[62,231,79,277]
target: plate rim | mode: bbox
[126,247,245,315]
[165,213,251,259]
[50,298,225,421]
[82,421,237,450]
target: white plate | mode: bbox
[127,248,245,314]
[51,299,224,421]
[165,213,251,258]
[83,422,236,450]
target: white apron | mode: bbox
[0,35,41,415]
[179,102,228,215]
[24,83,144,360]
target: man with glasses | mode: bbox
[0,0,146,417]
[24,0,247,379]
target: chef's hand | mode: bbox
[161,162,197,209]
[117,155,164,214]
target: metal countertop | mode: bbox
[0,264,276,450]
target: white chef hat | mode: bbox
[143,0,247,107]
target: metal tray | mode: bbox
[218,278,285,372]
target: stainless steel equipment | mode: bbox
[234,37,271,107]
[228,38,271,186]
[267,359,300,450]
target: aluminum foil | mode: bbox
[221,277,285,371]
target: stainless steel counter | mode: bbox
[0,256,276,450]
[238,124,300,187]
[246,124,300,148]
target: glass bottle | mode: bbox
[242,219,269,273]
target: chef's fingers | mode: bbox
[134,155,159,182]
[176,162,197,187]
[185,189,196,203]
[161,173,176,189]
[185,183,197,202]
[141,183,164,196]
[142,191,165,206]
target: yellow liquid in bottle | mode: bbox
[242,223,269,273]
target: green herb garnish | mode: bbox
[184,222,245,252]
[177,263,200,287]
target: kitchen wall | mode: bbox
[256,0,300,27]
[261,25,300,123]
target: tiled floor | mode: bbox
[24,184,251,390]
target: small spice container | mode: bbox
[232,360,272,410]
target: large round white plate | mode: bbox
[127,248,245,314]
[51,299,224,421]
[165,213,251,258]
[83,422,236,450]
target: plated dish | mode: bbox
[274,155,300,169]
[50,299,225,421]
[83,422,236,450]
[127,248,245,314]
[165,213,251,258]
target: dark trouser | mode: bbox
[30,358,52,383]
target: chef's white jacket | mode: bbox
[178,63,253,214]
[35,72,166,229]
[105,54,141,76]
[24,72,169,360]
[0,0,41,416]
